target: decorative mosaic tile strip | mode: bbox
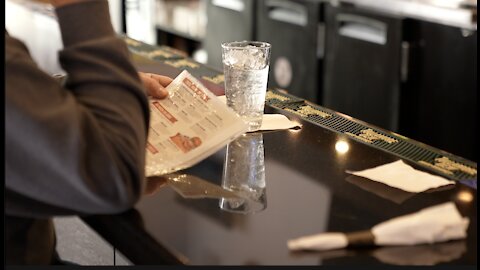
[265,89,476,181]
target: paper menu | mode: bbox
[145,70,248,176]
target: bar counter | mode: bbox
[83,37,477,266]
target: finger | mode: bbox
[149,74,173,87]
[140,74,168,99]
[147,78,169,99]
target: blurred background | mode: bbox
[6,0,477,162]
[4,0,477,265]
[124,0,477,163]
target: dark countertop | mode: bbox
[84,121,477,265]
[84,43,476,266]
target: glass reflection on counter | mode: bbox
[219,133,267,214]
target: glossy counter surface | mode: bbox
[84,41,477,266]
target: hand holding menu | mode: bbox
[146,70,249,176]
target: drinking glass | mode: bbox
[221,41,271,132]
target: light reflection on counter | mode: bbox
[456,190,474,203]
[287,123,303,134]
[335,140,350,155]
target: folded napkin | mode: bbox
[260,114,300,131]
[346,160,455,193]
[217,95,301,131]
[288,202,469,251]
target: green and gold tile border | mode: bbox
[122,35,223,80]
[265,89,476,181]
[123,35,186,61]
[124,37,476,181]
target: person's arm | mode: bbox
[6,0,149,217]
[52,72,174,97]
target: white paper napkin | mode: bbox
[217,95,301,131]
[287,233,348,251]
[259,114,300,131]
[288,202,469,251]
[372,202,469,246]
[346,160,455,193]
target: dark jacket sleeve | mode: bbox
[5,0,149,218]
